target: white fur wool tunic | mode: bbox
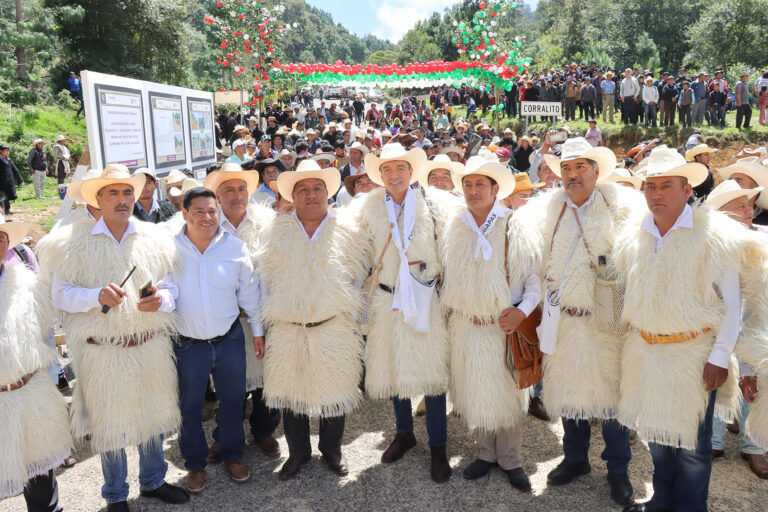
[257,210,370,417]
[614,207,764,449]
[0,264,72,499]
[349,187,457,400]
[227,203,276,390]
[440,209,536,431]
[37,219,181,453]
[509,183,647,420]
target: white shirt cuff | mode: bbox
[249,319,264,338]
[707,346,732,369]
[739,362,754,377]
[516,298,537,318]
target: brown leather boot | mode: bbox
[254,435,281,458]
[381,432,417,463]
[430,446,452,483]
[528,396,550,421]
[225,459,250,483]
[742,452,768,479]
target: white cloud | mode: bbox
[375,0,459,43]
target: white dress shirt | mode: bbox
[173,225,263,339]
[220,208,255,237]
[640,205,741,368]
[52,217,177,313]
[292,209,335,242]
[510,270,542,317]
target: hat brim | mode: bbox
[80,175,146,209]
[277,168,341,202]
[603,172,644,190]
[544,146,617,182]
[451,163,517,199]
[717,162,768,208]
[685,146,717,162]
[203,170,260,197]
[0,221,30,248]
[705,187,763,211]
[344,173,369,197]
[646,162,709,187]
[418,161,465,189]
[364,148,428,186]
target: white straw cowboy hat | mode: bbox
[161,169,188,197]
[66,168,103,204]
[175,178,203,198]
[704,180,764,210]
[203,162,260,196]
[348,141,369,156]
[80,164,146,208]
[32,138,44,145]
[0,213,30,248]
[717,158,768,209]
[543,137,617,181]
[364,143,428,186]
[277,148,298,168]
[643,146,708,187]
[685,143,717,162]
[451,155,517,199]
[603,166,644,190]
[133,167,157,181]
[277,158,341,202]
[55,134,69,143]
[311,152,336,165]
[440,146,464,157]
[418,154,465,188]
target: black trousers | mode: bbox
[736,104,752,128]
[24,470,61,512]
[282,409,345,460]
[249,388,281,439]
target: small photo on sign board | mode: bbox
[148,92,187,170]
[94,85,148,170]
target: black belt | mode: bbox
[379,283,394,294]
[177,319,239,345]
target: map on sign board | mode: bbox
[149,92,186,169]
[94,85,148,169]
[187,97,216,162]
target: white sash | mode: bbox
[386,188,430,332]
[460,199,509,261]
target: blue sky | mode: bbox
[305,1,538,43]
[304,0,461,43]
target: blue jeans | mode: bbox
[175,322,247,470]
[713,393,762,454]
[644,103,658,127]
[711,107,726,126]
[530,381,543,398]
[393,394,447,447]
[649,391,717,512]
[562,417,632,474]
[100,436,167,503]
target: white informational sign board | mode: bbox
[520,101,562,116]
[81,70,217,176]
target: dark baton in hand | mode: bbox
[101,265,137,314]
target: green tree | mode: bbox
[686,0,768,74]
[634,32,660,72]
[394,30,441,65]
[366,50,396,66]
[46,0,192,85]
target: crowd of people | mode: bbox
[3,97,768,512]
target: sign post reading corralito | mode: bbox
[521,101,562,134]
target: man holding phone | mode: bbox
[39,164,188,512]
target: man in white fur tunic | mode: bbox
[258,160,370,481]
[510,138,647,506]
[39,165,189,512]
[615,147,768,512]
[440,156,540,491]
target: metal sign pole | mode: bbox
[525,115,528,135]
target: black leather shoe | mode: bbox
[107,502,129,512]
[505,467,532,492]
[463,459,496,480]
[278,456,311,481]
[323,453,349,476]
[140,482,190,504]
[607,472,634,506]
[430,446,452,483]
[381,432,417,463]
[622,502,674,512]
[547,458,591,485]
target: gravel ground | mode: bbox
[4,382,767,512]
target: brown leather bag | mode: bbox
[503,217,544,389]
